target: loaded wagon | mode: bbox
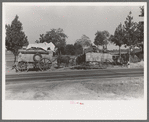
[81,46,114,69]
[15,42,56,72]
[75,52,114,69]
[85,52,114,69]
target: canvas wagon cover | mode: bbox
[27,42,55,52]
[86,52,113,62]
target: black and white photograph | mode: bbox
[2,2,147,120]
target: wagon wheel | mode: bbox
[17,61,28,72]
[39,58,52,71]
[33,53,42,62]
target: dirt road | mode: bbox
[5,76,144,100]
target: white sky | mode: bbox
[3,3,144,50]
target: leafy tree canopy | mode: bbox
[38,28,67,55]
[135,22,144,45]
[5,15,29,62]
[35,40,40,43]
[136,6,144,53]
[110,23,125,47]
[38,28,67,47]
[139,6,144,16]
[75,35,91,49]
[94,30,110,48]
[65,44,75,55]
[137,6,144,44]
[123,11,138,47]
[74,43,83,55]
[110,23,126,58]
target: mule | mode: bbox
[57,55,71,67]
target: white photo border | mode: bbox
[2,2,147,120]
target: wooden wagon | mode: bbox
[85,52,114,69]
[15,47,55,72]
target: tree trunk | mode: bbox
[57,48,61,56]
[14,54,18,65]
[13,49,18,63]
[98,45,100,52]
[119,46,121,58]
[59,50,61,55]
[13,53,17,63]
[102,45,104,53]
[128,46,131,63]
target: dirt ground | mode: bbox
[5,76,144,100]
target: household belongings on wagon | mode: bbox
[16,42,56,72]
[78,45,113,68]
[86,52,113,63]
[84,46,100,53]
[26,42,55,51]
[75,52,113,69]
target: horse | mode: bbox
[76,54,86,65]
[57,55,71,67]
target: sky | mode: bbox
[3,3,144,50]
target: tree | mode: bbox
[110,23,125,58]
[136,22,144,44]
[35,40,40,43]
[123,11,138,46]
[94,30,110,52]
[136,6,144,53]
[102,30,110,50]
[74,43,83,55]
[139,6,144,16]
[38,34,45,43]
[123,11,138,62]
[75,35,91,50]
[5,15,29,62]
[94,31,105,46]
[65,44,75,55]
[38,28,67,55]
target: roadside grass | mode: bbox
[82,77,144,99]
